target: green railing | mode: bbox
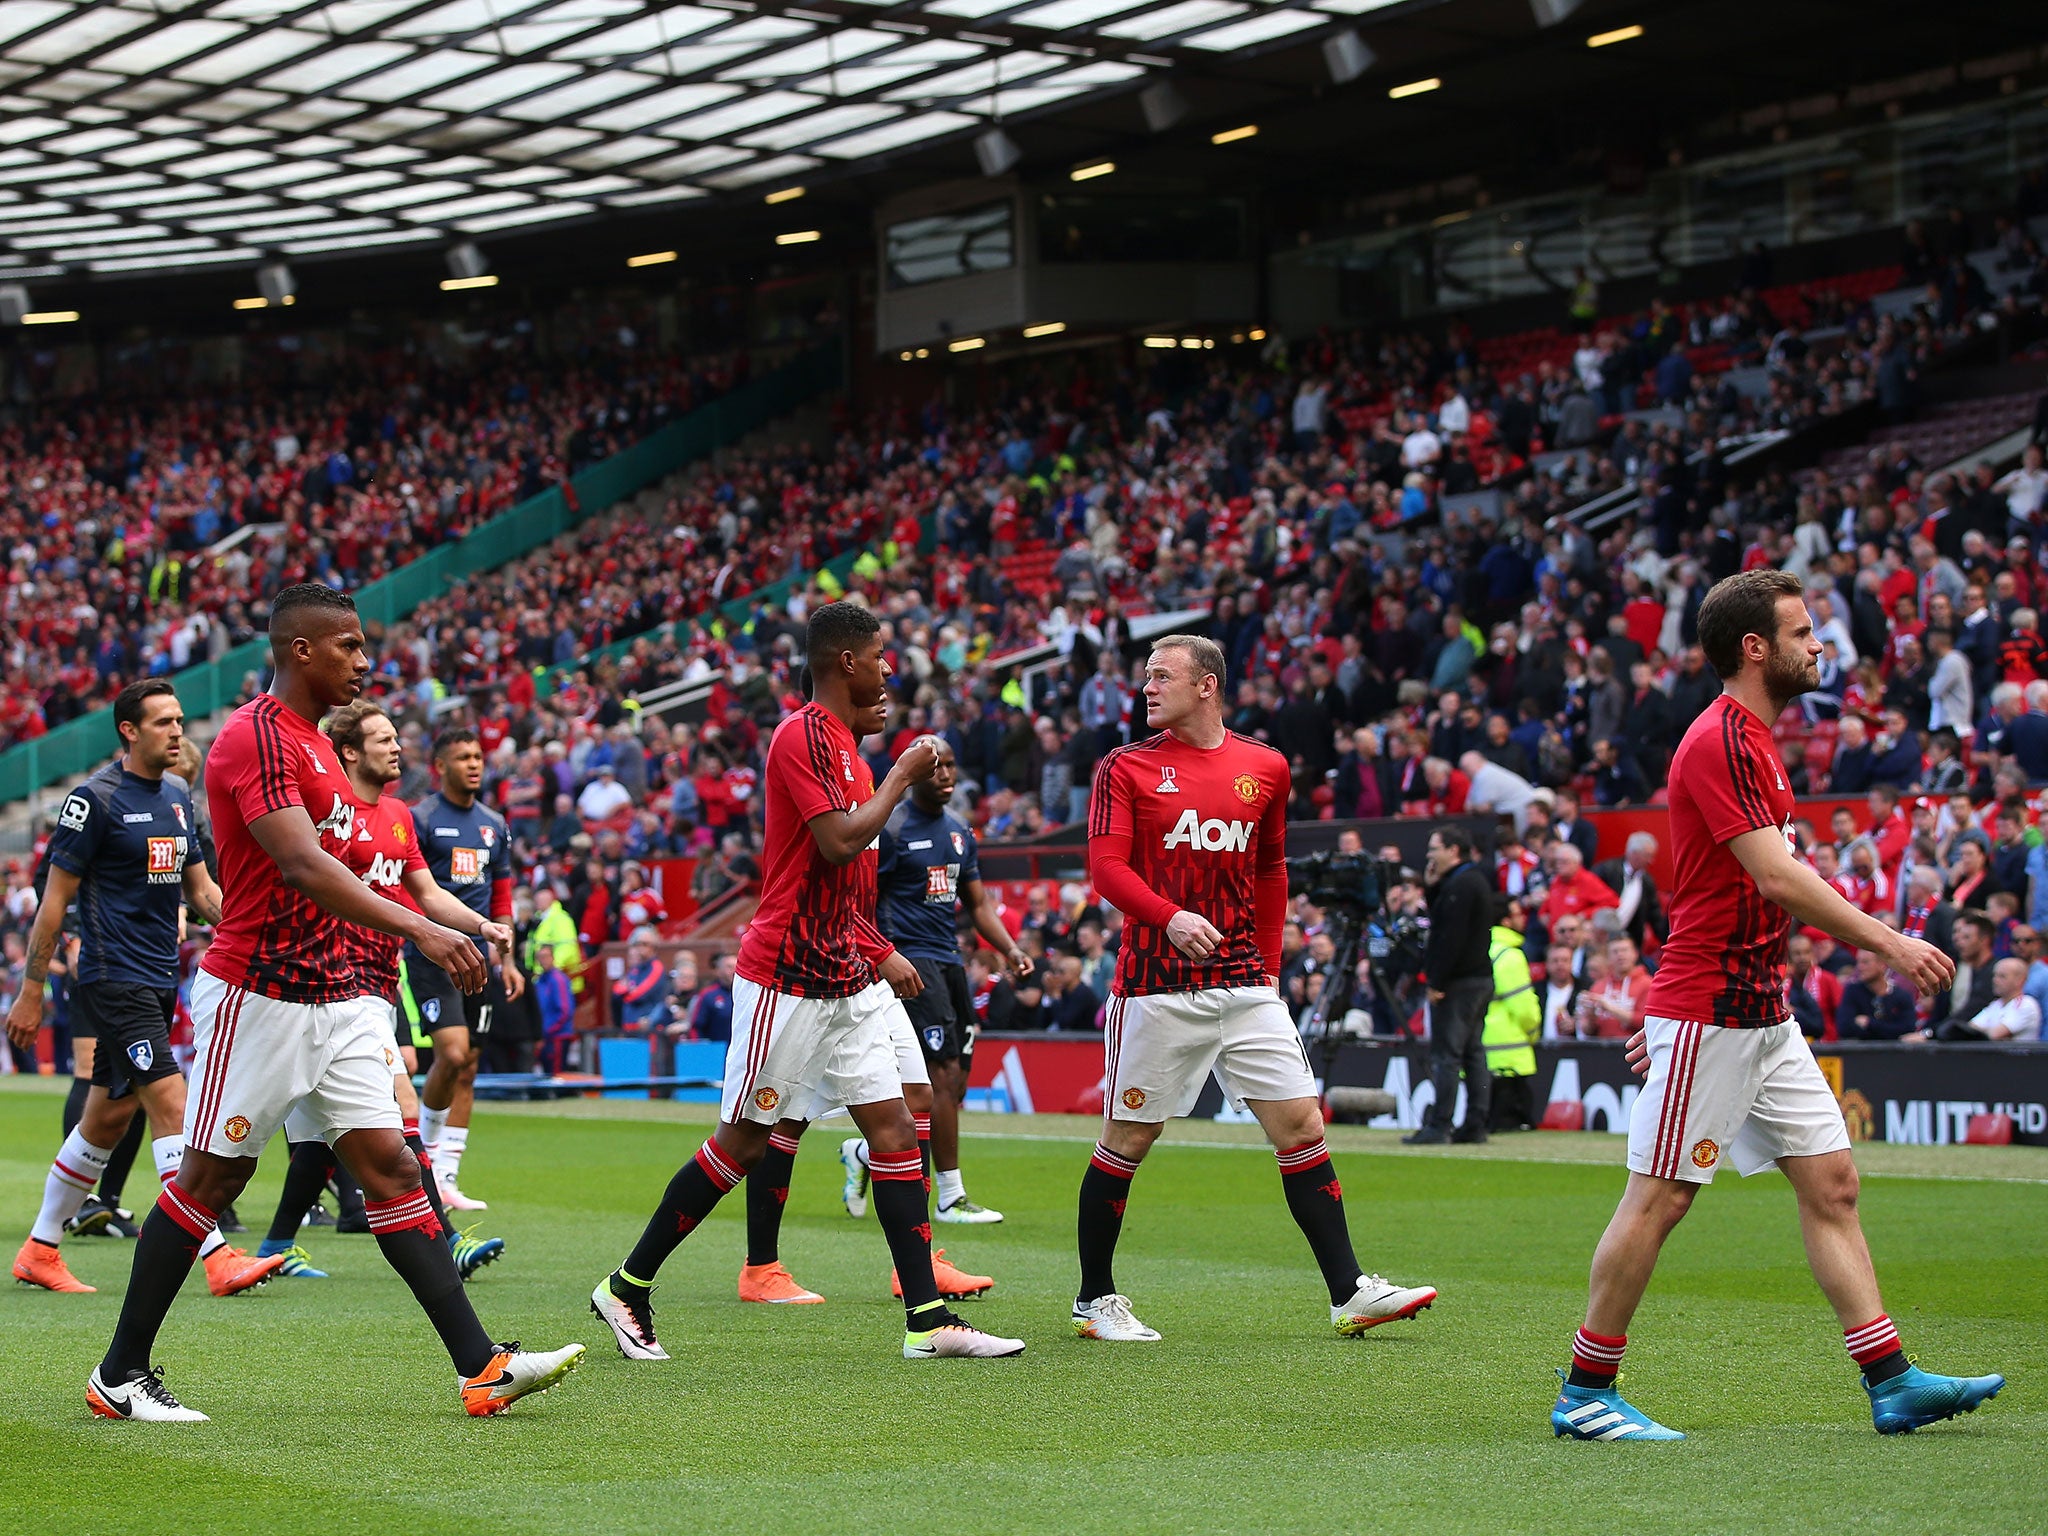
[0,339,844,806]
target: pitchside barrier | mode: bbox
[963,1034,2048,1147]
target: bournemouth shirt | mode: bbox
[737,702,893,998]
[402,789,512,968]
[1644,695,1797,1029]
[1087,730,1290,998]
[339,791,427,1004]
[201,695,361,1005]
[878,802,980,967]
[43,760,194,990]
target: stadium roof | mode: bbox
[0,0,1406,279]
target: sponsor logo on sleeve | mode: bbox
[59,795,90,832]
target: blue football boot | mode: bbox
[1551,1370,1686,1441]
[1866,1363,2004,1434]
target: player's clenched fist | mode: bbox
[1165,910,1224,962]
[879,949,925,998]
[892,737,940,784]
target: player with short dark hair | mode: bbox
[735,735,1027,1304]
[255,700,507,1282]
[1553,569,2003,1441]
[590,599,1024,1362]
[404,725,523,1211]
[1074,635,1437,1341]
[84,584,581,1422]
[8,679,283,1297]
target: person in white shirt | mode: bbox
[576,763,634,821]
[1436,390,1471,437]
[1960,958,2042,1041]
[1994,444,2047,528]
[1925,627,1974,737]
[1291,379,1329,448]
[1458,750,1539,832]
[1401,413,1442,470]
[1811,590,1858,667]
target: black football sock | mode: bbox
[404,1132,453,1234]
[266,1141,336,1245]
[99,1111,146,1206]
[364,1190,494,1377]
[1847,1315,1912,1384]
[622,1138,746,1283]
[867,1147,939,1317]
[745,1129,801,1267]
[62,1077,90,1139]
[102,1183,214,1379]
[333,1164,367,1226]
[1569,1328,1626,1389]
[1077,1143,1138,1306]
[1276,1138,1363,1306]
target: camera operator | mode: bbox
[1409,825,1494,1145]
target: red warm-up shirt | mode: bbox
[1086,729,1289,997]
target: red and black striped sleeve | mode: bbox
[240,704,305,820]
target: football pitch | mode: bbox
[0,1080,2038,1536]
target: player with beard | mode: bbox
[254,700,507,1282]
[85,585,581,1422]
[1553,570,2004,1441]
[590,600,1024,1362]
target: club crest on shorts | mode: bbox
[924,1025,947,1054]
[224,1115,252,1143]
[1122,1087,1147,1110]
[1234,773,1260,804]
[1691,1138,1719,1168]
[754,1086,781,1112]
[127,1039,153,1073]
[422,997,441,1024]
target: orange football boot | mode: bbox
[204,1244,287,1296]
[737,1261,823,1303]
[891,1248,993,1300]
[13,1238,94,1292]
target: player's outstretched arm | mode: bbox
[807,738,940,865]
[401,869,490,939]
[250,806,485,989]
[4,865,77,1050]
[1728,827,1955,996]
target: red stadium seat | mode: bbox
[1964,1113,2014,1146]
[1539,1100,1586,1132]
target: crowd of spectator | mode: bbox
[0,328,750,747]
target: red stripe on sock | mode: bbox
[51,1157,98,1190]
[767,1130,803,1154]
[1571,1328,1627,1374]
[156,1181,219,1240]
[365,1190,442,1238]
[1090,1143,1139,1179]
[868,1150,924,1182]
[1275,1139,1330,1171]
[1844,1315,1901,1365]
[695,1139,745,1192]
[912,1114,932,1136]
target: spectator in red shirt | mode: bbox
[1788,932,1844,1040]
[1541,843,1620,925]
[1420,756,1470,815]
[1865,784,1912,872]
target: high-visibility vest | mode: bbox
[1482,925,1539,1077]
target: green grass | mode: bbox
[0,1080,2039,1535]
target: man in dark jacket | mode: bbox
[1410,825,1494,1145]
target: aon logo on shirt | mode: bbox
[1162,809,1255,853]
[365,853,407,889]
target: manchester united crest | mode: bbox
[1234,774,1260,804]
[754,1086,781,1112]
[1121,1087,1147,1110]
[1690,1138,1719,1168]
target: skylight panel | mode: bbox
[498,68,657,121]
[90,244,257,270]
[25,68,122,99]
[103,135,205,166]
[490,125,597,159]
[387,0,548,38]
[392,189,531,221]
[343,177,468,209]
[175,148,276,175]
[103,80,201,109]
[924,0,1020,16]
[0,114,64,144]
[182,88,287,121]
[262,42,410,93]
[91,180,233,207]
[1100,0,1243,37]
[8,7,152,65]
[551,9,728,60]
[175,28,324,83]
[606,184,705,206]
[336,107,445,140]
[1311,0,1407,10]
[457,198,591,231]
[699,151,814,187]
[885,51,1060,99]
[226,158,339,188]
[96,19,245,74]
[42,170,158,194]
[43,126,138,154]
[661,88,817,140]
[15,222,168,249]
[284,169,404,199]
[559,133,670,168]
[0,212,118,236]
[812,110,973,158]
[741,102,898,149]
[477,164,564,185]
[1182,7,1323,48]
[306,0,421,35]
[1013,0,1148,26]
[280,226,432,251]
[0,2,68,49]
[187,204,326,229]
[635,143,748,178]
[238,215,392,242]
[424,60,577,110]
[58,235,223,260]
[583,79,736,131]
[717,28,895,80]
[337,49,494,101]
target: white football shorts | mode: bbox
[1627,1014,1850,1184]
[1105,984,1316,1123]
[186,971,404,1159]
[724,975,907,1126]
